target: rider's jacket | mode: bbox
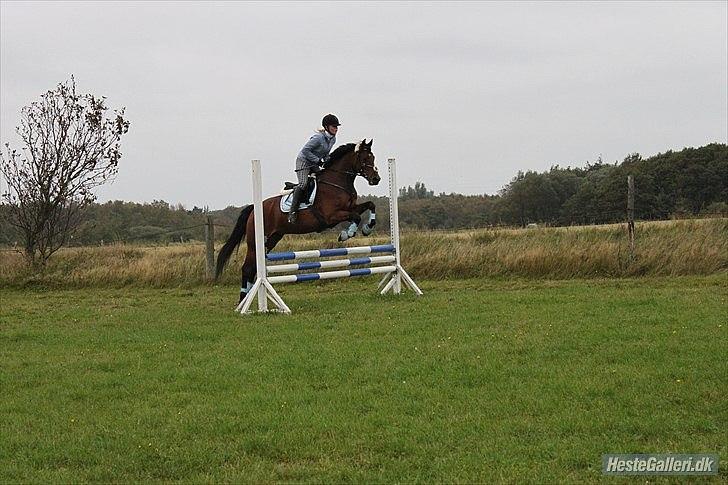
[297,131,336,168]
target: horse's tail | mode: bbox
[215,204,254,280]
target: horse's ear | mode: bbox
[367,139,373,147]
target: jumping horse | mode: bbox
[215,139,381,302]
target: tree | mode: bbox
[0,77,130,265]
[399,181,434,200]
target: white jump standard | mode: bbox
[236,157,422,315]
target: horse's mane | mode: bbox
[324,143,356,168]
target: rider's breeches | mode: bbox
[295,157,311,189]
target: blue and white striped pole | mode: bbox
[266,244,394,262]
[267,255,396,274]
[268,265,397,284]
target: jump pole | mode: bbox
[235,159,290,314]
[378,158,423,296]
[237,157,421,315]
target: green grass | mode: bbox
[1,276,726,482]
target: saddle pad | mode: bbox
[279,180,318,213]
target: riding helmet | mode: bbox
[322,114,340,127]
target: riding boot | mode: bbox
[288,186,305,223]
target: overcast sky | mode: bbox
[1,1,726,209]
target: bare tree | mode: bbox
[0,77,130,266]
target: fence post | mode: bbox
[627,175,635,260]
[205,215,215,280]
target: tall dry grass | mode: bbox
[1,218,726,288]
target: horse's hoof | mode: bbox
[338,230,349,242]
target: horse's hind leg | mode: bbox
[266,232,283,252]
[239,250,257,303]
[239,232,283,303]
[239,228,258,303]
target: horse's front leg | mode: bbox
[354,201,376,236]
[328,210,362,242]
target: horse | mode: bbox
[215,139,382,303]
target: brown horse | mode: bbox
[215,139,382,302]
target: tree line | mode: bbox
[2,143,725,248]
[387,143,727,229]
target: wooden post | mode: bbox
[627,175,635,260]
[204,215,215,280]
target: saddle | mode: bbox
[279,176,318,213]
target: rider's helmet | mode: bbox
[322,114,341,128]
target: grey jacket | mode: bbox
[297,131,336,168]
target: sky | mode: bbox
[1,1,726,209]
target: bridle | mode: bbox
[325,148,374,177]
[318,149,377,196]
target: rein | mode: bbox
[318,179,355,196]
[324,167,358,177]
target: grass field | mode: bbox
[1,275,726,482]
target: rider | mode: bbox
[288,114,340,223]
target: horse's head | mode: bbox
[354,139,381,186]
